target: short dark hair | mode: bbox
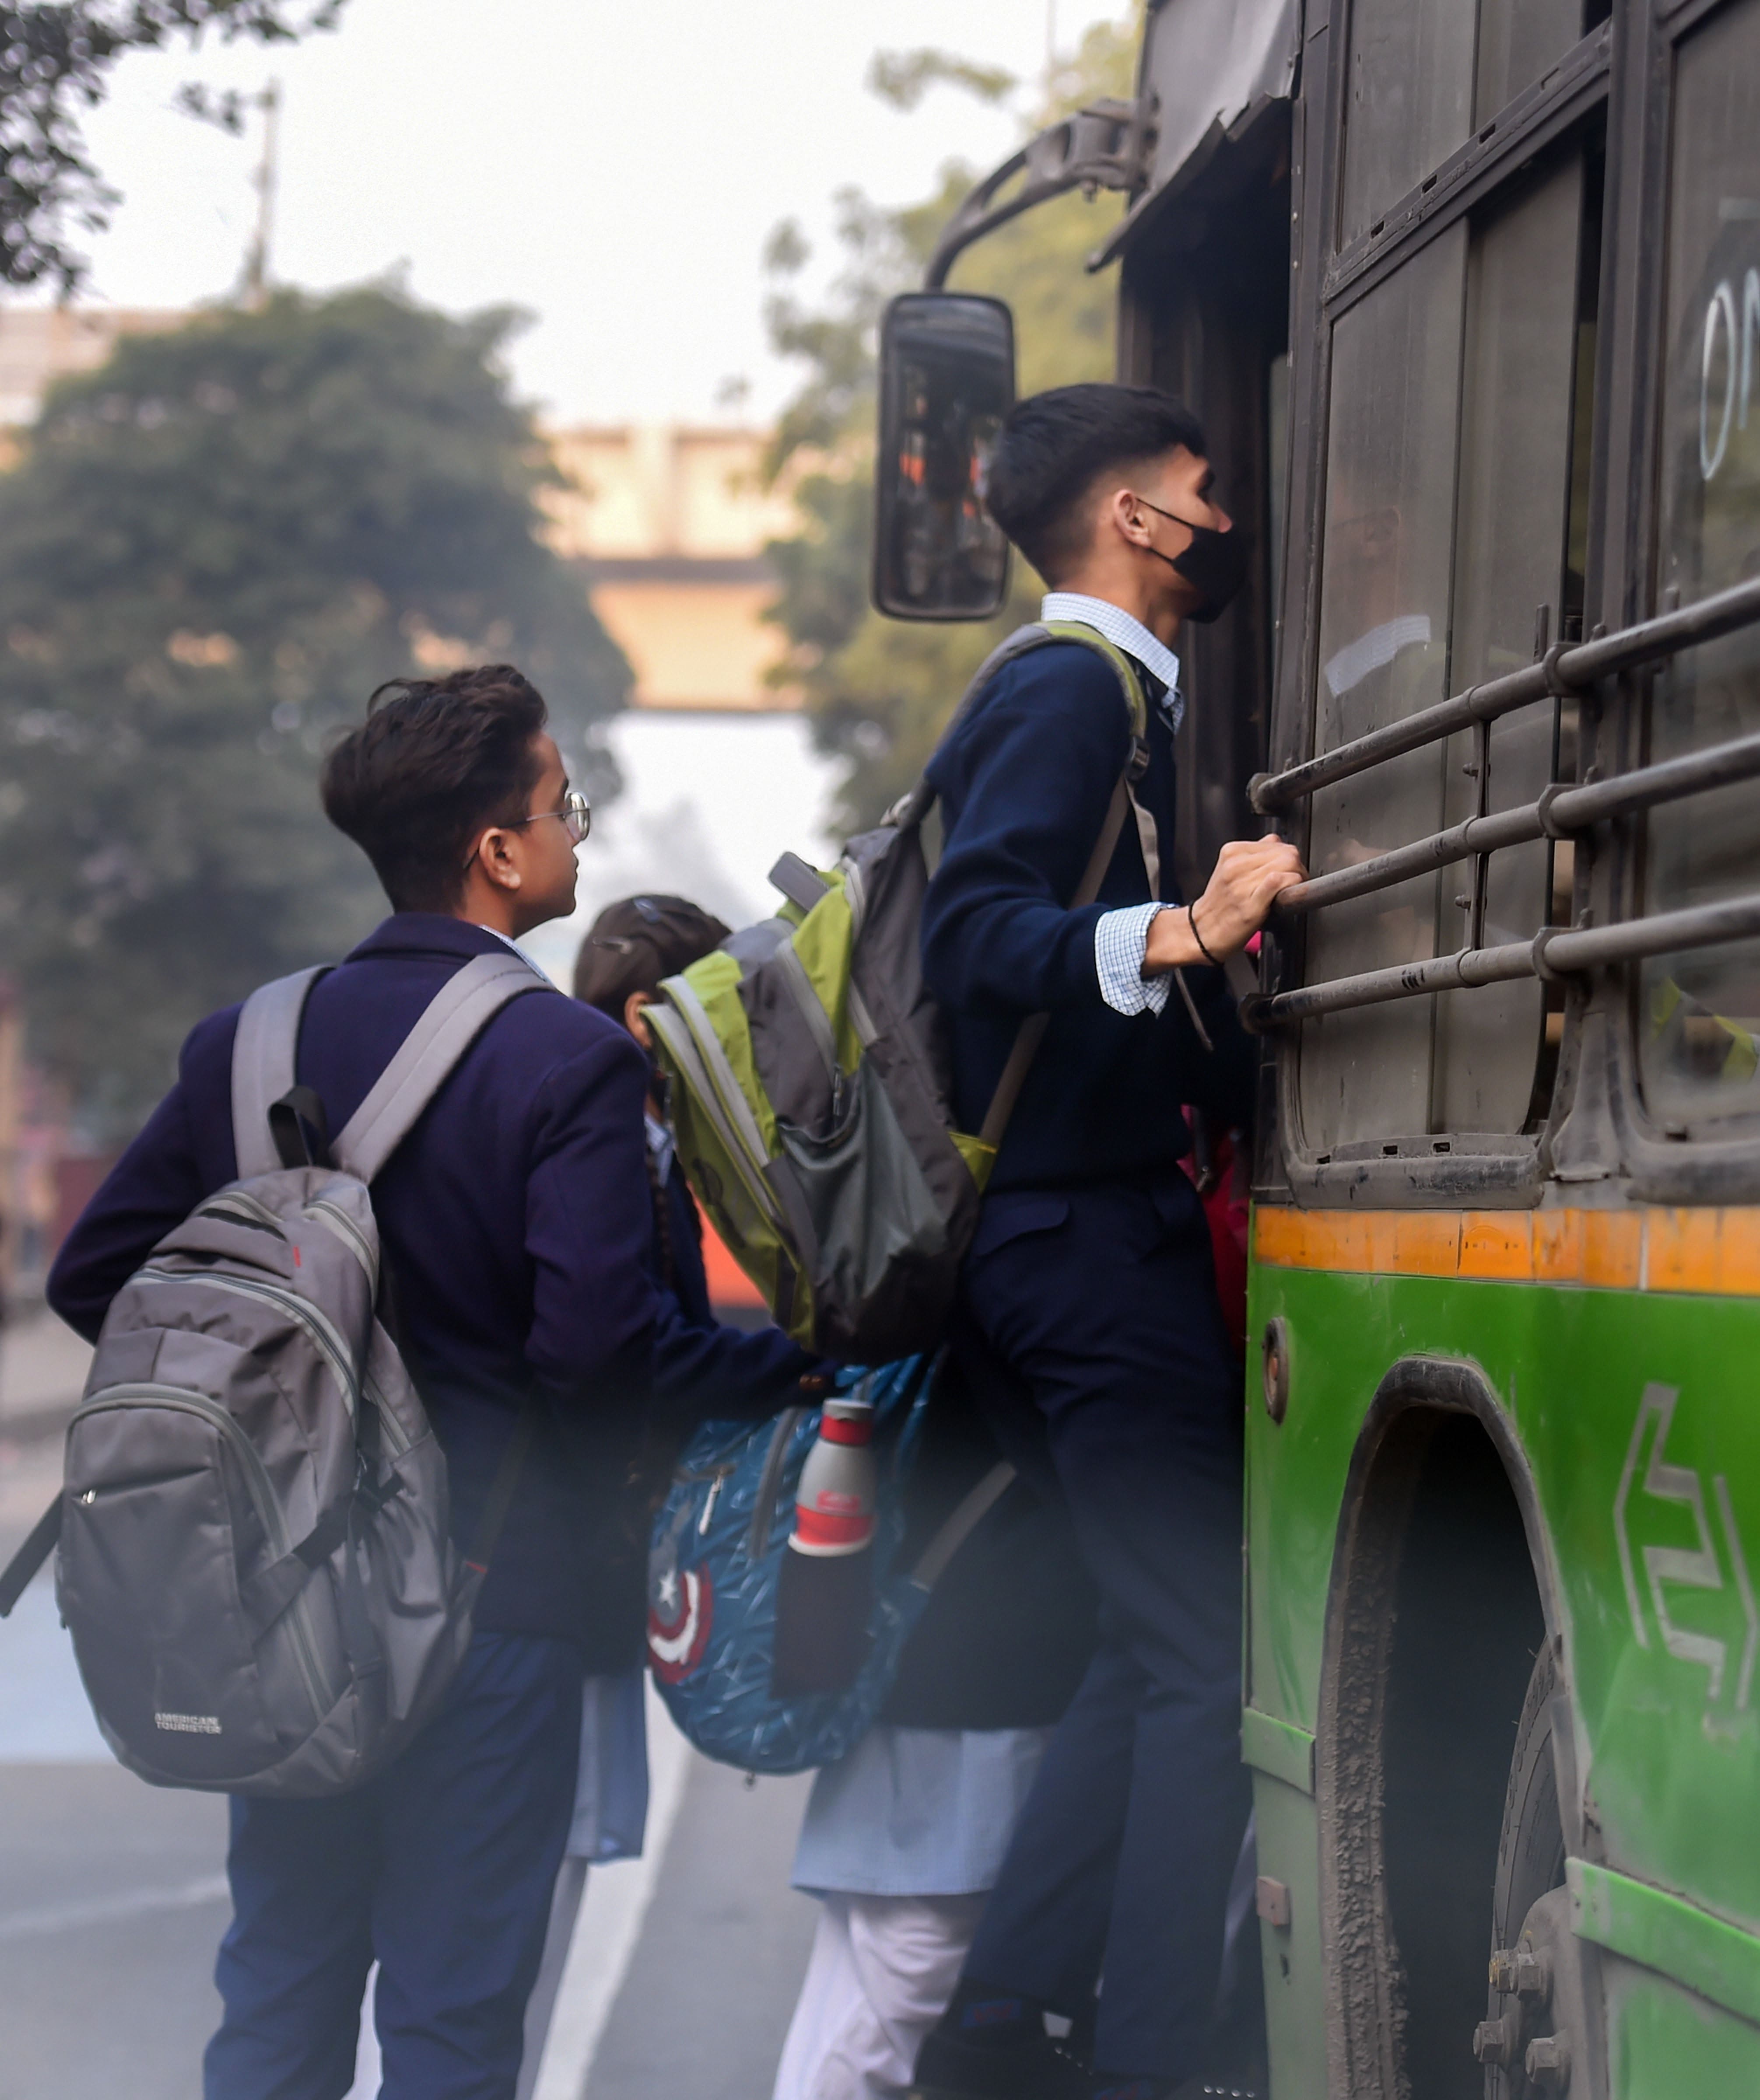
[984,383,1209,584]
[573,894,731,1016]
[321,664,550,913]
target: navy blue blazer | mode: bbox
[921,640,1255,1191]
[48,914,660,1665]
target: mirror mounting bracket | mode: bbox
[924,96,1157,290]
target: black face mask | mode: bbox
[1135,496,1252,623]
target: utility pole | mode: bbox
[240,81,280,309]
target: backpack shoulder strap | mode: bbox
[888,620,1149,828]
[1038,619,1149,740]
[333,950,555,1185]
[1043,618,1161,898]
[232,966,331,1180]
[971,624,1169,1152]
[909,1459,1017,1590]
[975,771,1136,1150]
[885,623,1062,830]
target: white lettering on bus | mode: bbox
[1700,266,1760,481]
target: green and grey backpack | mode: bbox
[645,621,1155,1363]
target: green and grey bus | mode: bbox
[877,2,1760,2093]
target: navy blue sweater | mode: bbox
[921,639,1255,1191]
[49,915,661,1666]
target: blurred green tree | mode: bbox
[1,2,349,291]
[0,285,629,1129]
[764,16,1136,836]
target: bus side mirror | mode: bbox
[872,292,1015,622]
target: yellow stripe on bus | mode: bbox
[1253,1205,1760,1297]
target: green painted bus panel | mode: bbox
[1252,1773,1327,2100]
[1245,1257,1760,1942]
[1606,1956,1760,2091]
[1241,1704,1316,1795]
[1573,1859,1760,2029]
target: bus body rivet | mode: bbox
[1526,2034,1570,2088]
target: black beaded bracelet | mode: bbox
[1188,901,1223,970]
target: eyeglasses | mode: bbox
[462,789,592,872]
[514,789,592,845]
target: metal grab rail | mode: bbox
[1248,572,1760,817]
[1276,723,1760,916]
[1241,892,1760,1032]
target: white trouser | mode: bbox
[772,1891,986,2100]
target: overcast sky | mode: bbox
[41,0,1123,429]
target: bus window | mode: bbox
[1640,0,1760,1131]
[1432,156,1592,1134]
[1473,0,1585,130]
[1339,0,1476,248]
[1300,230,1465,1147]
[1298,148,1600,1158]
[1341,2,1596,249]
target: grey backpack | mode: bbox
[0,949,551,1796]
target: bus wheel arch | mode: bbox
[1314,1357,1582,2100]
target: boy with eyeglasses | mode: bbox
[49,664,657,2100]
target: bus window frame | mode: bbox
[1586,0,1760,1204]
[1261,0,1760,1211]
[1117,106,1293,912]
[1263,8,1622,1209]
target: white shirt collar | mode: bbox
[476,924,547,977]
[645,1110,676,1186]
[1041,592,1184,731]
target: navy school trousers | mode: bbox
[203,1630,584,2100]
[953,1173,1253,2085]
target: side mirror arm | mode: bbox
[924,96,1157,290]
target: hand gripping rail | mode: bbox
[1241,573,1760,1033]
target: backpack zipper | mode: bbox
[846,982,878,1051]
[204,1187,382,1301]
[647,999,796,1253]
[205,1199,406,1458]
[305,1197,379,1290]
[698,1469,732,1534]
[746,1406,806,1559]
[134,1267,362,1421]
[841,861,867,936]
[138,1262,408,1470]
[74,1382,336,1721]
[201,1189,289,1235]
[776,945,844,1117]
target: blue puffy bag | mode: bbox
[645,1355,1014,1774]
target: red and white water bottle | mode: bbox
[791,1397,877,1557]
[771,1397,877,1696]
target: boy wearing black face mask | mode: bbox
[910,386,1303,2100]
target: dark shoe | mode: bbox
[910,2023,1090,2100]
